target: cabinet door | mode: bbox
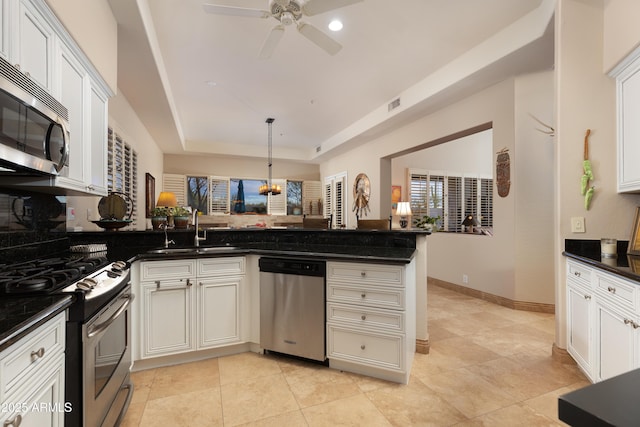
[567,281,593,380]
[16,0,54,91]
[141,280,194,358]
[57,44,88,191]
[596,301,637,381]
[615,51,640,192]
[197,277,241,349]
[0,0,9,59]
[88,82,108,195]
[0,355,65,427]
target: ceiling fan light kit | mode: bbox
[203,0,363,58]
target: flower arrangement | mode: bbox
[414,215,441,231]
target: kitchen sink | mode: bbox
[146,248,197,254]
[197,246,237,253]
[146,246,238,255]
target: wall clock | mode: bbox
[353,173,371,218]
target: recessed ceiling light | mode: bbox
[328,19,343,32]
[205,81,217,87]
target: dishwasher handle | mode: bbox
[259,257,326,277]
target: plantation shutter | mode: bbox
[302,180,322,215]
[107,127,137,226]
[464,176,478,218]
[480,178,493,227]
[163,174,187,206]
[324,181,332,219]
[334,175,345,228]
[409,169,429,218]
[324,173,346,228]
[268,179,287,215]
[429,174,444,229]
[446,176,463,232]
[209,176,230,215]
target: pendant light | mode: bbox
[259,118,282,196]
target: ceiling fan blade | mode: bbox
[302,0,363,16]
[259,25,285,59]
[202,3,270,18]
[297,22,342,55]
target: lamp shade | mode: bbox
[157,191,177,207]
[396,202,412,216]
[462,214,480,226]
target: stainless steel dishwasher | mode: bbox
[259,257,326,362]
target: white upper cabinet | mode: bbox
[15,0,54,91]
[0,0,9,59]
[611,46,640,193]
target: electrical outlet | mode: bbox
[463,274,469,284]
[571,217,586,233]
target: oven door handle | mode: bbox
[87,293,134,339]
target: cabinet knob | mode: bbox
[3,414,22,427]
[186,279,192,287]
[361,293,366,299]
[607,286,616,294]
[633,321,640,329]
[30,347,45,362]
[360,344,366,350]
[361,315,366,321]
[574,271,581,277]
[624,318,632,325]
[584,295,591,300]
[361,271,366,277]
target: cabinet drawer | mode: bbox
[141,259,197,281]
[327,283,405,310]
[327,302,404,332]
[198,257,245,277]
[327,262,403,287]
[567,261,591,287]
[327,325,404,371]
[0,313,65,401]
[595,272,636,310]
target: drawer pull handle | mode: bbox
[624,318,632,325]
[186,279,192,287]
[361,271,366,277]
[30,347,45,362]
[584,295,591,300]
[607,286,616,294]
[360,344,365,350]
[4,414,22,427]
[361,315,366,321]
[574,271,581,277]
[633,321,640,329]
[361,293,366,298]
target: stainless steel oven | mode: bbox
[83,284,133,427]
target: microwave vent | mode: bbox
[0,56,68,121]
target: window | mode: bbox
[168,174,317,216]
[408,168,492,232]
[107,127,137,225]
[324,172,347,228]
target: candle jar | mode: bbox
[601,238,617,258]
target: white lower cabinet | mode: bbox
[326,260,415,384]
[0,312,66,427]
[566,259,640,382]
[137,257,244,360]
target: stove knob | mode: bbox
[84,277,98,286]
[76,281,93,291]
[113,261,127,269]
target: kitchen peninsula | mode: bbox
[69,227,429,384]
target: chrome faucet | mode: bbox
[193,209,207,247]
[160,223,175,248]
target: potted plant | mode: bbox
[414,215,441,232]
[171,206,191,229]
[151,207,168,230]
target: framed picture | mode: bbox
[145,173,155,218]
[391,185,401,210]
[628,207,640,255]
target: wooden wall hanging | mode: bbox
[496,148,510,198]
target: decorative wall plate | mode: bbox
[353,173,371,217]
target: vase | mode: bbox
[174,216,189,229]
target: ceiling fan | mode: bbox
[202,0,363,58]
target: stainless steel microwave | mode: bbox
[0,56,69,176]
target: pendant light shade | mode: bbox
[259,118,282,196]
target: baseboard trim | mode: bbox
[428,277,555,314]
[552,343,576,365]
[415,338,430,354]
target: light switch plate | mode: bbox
[571,217,585,233]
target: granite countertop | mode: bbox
[559,368,640,426]
[0,294,73,352]
[563,239,640,283]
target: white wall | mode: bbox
[554,0,640,347]
[46,0,118,93]
[164,155,320,182]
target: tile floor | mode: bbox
[121,284,589,426]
